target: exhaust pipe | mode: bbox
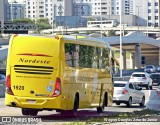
[11,101,17,107]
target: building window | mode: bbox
[155,9,158,13]
[148,16,151,20]
[155,2,158,6]
[155,16,158,20]
[148,23,151,26]
[148,9,151,13]
[148,2,151,6]
[155,23,158,27]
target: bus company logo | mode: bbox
[19,58,50,64]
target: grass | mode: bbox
[60,109,160,125]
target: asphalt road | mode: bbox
[0,86,159,125]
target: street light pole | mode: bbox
[136,6,141,31]
[119,0,122,77]
[11,0,13,22]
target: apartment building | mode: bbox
[25,0,73,25]
[147,0,160,27]
[133,0,159,27]
[7,1,25,21]
[73,0,112,16]
[0,0,8,23]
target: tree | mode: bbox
[13,18,35,24]
[108,30,116,36]
[36,18,50,30]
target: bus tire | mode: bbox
[97,93,107,113]
[73,95,79,112]
[22,108,29,116]
[29,109,38,116]
[60,94,79,116]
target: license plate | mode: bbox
[26,99,36,104]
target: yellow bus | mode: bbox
[5,34,116,116]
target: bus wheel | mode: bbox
[29,109,38,116]
[22,108,29,115]
[97,93,107,113]
[73,95,79,112]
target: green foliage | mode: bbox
[36,18,50,30]
[13,18,35,24]
[108,30,116,36]
[88,18,96,21]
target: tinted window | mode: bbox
[114,83,126,87]
[146,65,153,68]
[65,43,110,69]
[132,74,145,77]
[133,83,140,90]
[129,83,134,89]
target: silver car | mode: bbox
[144,65,156,73]
[113,81,145,107]
[0,74,6,85]
[129,72,153,90]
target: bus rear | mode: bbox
[5,35,63,115]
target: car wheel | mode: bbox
[127,97,132,107]
[139,96,145,107]
[146,83,150,90]
[150,84,153,90]
[116,102,120,105]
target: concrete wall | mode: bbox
[145,56,160,66]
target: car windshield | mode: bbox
[146,65,153,68]
[114,83,126,87]
[132,74,145,77]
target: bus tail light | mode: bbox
[6,75,14,95]
[51,78,61,97]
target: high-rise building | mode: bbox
[111,0,133,15]
[133,0,159,27]
[24,0,73,25]
[73,0,112,16]
[7,1,25,21]
[0,0,8,23]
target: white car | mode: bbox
[129,72,153,90]
[113,81,145,107]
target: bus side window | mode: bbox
[79,45,94,68]
[65,43,79,67]
[102,48,110,72]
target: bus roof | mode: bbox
[11,34,111,49]
[62,35,111,49]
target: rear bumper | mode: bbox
[113,100,128,104]
[5,93,63,110]
[113,95,129,103]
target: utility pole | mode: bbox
[10,0,14,22]
[136,6,141,31]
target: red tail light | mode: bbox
[6,75,14,95]
[142,77,147,79]
[122,89,128,94]
[51,78,61,97]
